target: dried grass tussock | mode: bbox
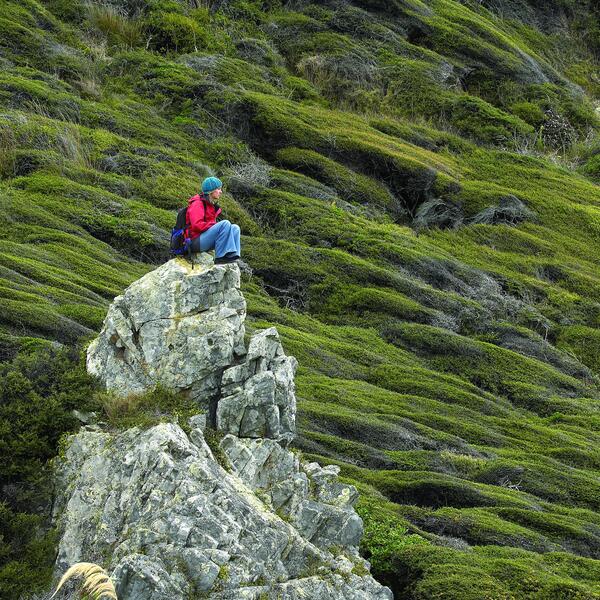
[52,562,117,600]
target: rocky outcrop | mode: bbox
[86,256,297,438]
[87,254,246,413]
[218,328,297,441]
[221,436,364,552]
[53,255,392,599]
[53,421,390,600]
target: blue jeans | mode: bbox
[190,220,240,258]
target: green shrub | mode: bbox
[523,83,599,135]
[383,322,586,405]
[580,152,600,182]
[312,281,434,325]
[0,344,101,598]
[0,345,98,484]
[279,73,323,102]
[557,326,600,375]
[357,497,428,592]
[229,91,461,216]
[510,101,546,127]
[270,168,337,201]
[42,0,86,23]
[107,50,206,111]
[0,125,16,179]
[383,59,446,119]
[0,68,81,118]
[235,37,283,68]
[392,543,600,600]
[275,147,397,216]
[296,50,382,108]
[0,504,57,600]
[57,303,105,330]
[0,7,47,66]
[412,563,515,600]
[181,54,281,96]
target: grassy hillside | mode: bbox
[1,0,600,598]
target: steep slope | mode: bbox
[1,0,600,598]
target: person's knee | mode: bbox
[232,224,240,233]
[219,219,231,228]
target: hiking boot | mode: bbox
[215,255,240,264]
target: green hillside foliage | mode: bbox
[0,344,97,598]
[1,0,600,597]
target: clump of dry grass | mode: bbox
[99,390,145,423]
[86,2,143,48]
[413,197,464,230]
[95,385,197,430]
[52,562,117,600]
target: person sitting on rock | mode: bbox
[188,176,241,264]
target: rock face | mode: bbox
[54,255,392,600]
[87,254,246,413]
[53,422,391,600]
[218,328,297,441]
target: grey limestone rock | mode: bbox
[53,422,392,600]
[87,257,298,436]
[221,436,363,552]
[87,255,246,407]
[58,256,393,599]
[217,327,298,440]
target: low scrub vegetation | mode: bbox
[1,0,600,598]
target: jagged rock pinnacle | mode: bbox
[52,255,393,599]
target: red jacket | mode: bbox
[187,194,222,239]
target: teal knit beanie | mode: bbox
[201,176,222,194]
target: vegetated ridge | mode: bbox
[0,0,600,598]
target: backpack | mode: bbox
[170,206,192,258]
